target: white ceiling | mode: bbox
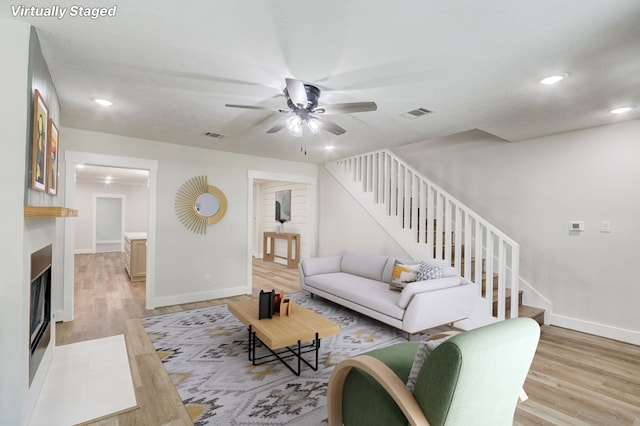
[5,1,640,163]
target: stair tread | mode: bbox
[507,304,545,326]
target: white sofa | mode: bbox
[298,250,477,339]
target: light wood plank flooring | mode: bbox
[57,253,640,425]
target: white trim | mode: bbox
[153,287,247,307]
[519,276,552,324]
[74,248,93,255]
[549,313,640,345]
[247,170,317,295]
[93,193,126,253]
[63,151,158,321]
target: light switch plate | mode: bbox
[601,220,611,233]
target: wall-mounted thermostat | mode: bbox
[569,221,584,232]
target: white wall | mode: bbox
[0,18,31,426]
[393,120,640,343]
[61,127,318,307]
[317,166,409,259]
[1,22,67,425]
[74,181,148,252]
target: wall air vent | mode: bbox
[401,108,433,119]
[202,131,225,139]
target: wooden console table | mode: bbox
[263,232,300,269]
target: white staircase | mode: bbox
[326,149,522,326]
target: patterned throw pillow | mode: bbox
[389,262,420,291]
[416,261,443,281]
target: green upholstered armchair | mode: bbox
[327,318,540,426]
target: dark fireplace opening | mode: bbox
[29,244,52,386]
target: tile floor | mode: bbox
[28,335,137,426]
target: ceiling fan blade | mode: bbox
[266,121,286,134]
[285,78,308,108]
[316,117,346,136]
[225,103,281,111]
[315,102,377,114]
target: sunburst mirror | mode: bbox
[175,176,227,234]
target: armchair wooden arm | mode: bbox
[425,330,461,341]
[327,355,431,426]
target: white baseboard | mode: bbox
[75,248,94,255]
[151,286,249,308]
[549,313,640,345]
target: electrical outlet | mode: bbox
[601,220,611,233]
[205,273,212,283]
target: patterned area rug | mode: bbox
[142,292,422,425]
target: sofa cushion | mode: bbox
[389,262,421,291]
[340,250,390,282]
[416,262,443,281]
[398,276,462,309]
[301,256,342,276]
[304,272,405,320]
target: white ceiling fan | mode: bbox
[225,78,377,137]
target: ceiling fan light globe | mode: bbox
[286,115,303,137]
[307,118,321,134]
[286,115,301,130]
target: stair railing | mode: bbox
[328,149,520,321]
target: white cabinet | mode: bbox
[124,232,146,282]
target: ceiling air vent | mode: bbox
[401,108,432,119]
[202,131,225,139]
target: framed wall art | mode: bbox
[31,89,49,192]
[275,189,291,223]
[46,119,59,195]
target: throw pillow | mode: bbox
[416,261,443,281]
[406,335,453,392]
[389,262,420,291]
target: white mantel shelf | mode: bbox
[24,206,78,218]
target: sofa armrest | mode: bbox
[398,276,461,308]
[402,283,477,333]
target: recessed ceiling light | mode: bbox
[540,73,568,85]
[610,106,633,114]
[324,145,335,151]
[93,98,113,106]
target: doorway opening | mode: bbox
[247,171,317,295]
[62,151,158,322]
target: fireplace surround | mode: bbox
[29,244,52,385]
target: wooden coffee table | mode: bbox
[228,298,340,375]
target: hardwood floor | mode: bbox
[57,253,640,425]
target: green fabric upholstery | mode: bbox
[338,318,540,426]
[342,342,420,425]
